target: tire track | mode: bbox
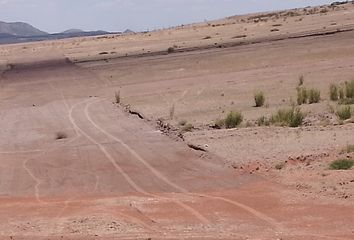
[86,99,285,231]
[86,99,351,240]
[22,135,81,204]
[20,98,157,236]
[85,100,187,193]
[22,156,44,203]
[53,90,156,236]
[69,99,210,225]
[0,149,44,154]
[196,194,283,232]
[19,93,83,204]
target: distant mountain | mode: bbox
[61,29,85,34]
[0,21,48,37]
[53,30,112,38]
[123,29,135,34]
[0,21,119,44]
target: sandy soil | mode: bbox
[1,2,354,239]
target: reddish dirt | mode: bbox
[0,57,352,240]
[1,2,354,239]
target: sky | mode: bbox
[0,0,334,33]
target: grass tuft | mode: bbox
[297,87,308,105]
[339,87,345,100]
[254,91,265,107]
[308,88,321,104]
[225,111,243,129]
[338,98,354,105]
[336,105,352,120]
[344,144,354,153]
[329,84,338,101]
[257,116,270,126]
[345,80,354,98]
[270,107,304,127]
[329,159,354,170]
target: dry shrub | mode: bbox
[330,159,354,170]
[225,111,243,129]
[345,80,354,98]
[329,84,338,101]
[254,91,265,107]
[308,88,321,104]
[344,144,354,153]
[270,107,304,127]
[337,105,352,120]
[257,116,270,126]
[297,87,308,105]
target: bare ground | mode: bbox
[1,2,354,239]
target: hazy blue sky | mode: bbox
[0,0,333,33]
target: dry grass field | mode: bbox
[1,2,354,239]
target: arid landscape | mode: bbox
[1,1,354,239]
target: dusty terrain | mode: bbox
[1,2,354,239]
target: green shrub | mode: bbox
[308,88,321,104]
[345,80,354,98]
[254,91,265,107]
[330,159,354,170]
[270,107,304,127]
[297,87,308,105]
[337,105,352,120]
[225,111,243,129]
[329,84,338,101]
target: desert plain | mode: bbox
[0,2,354,239]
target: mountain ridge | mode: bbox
[0,21,119,44]
[0,21,48,36]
